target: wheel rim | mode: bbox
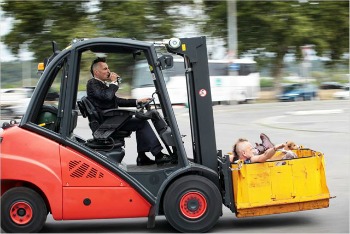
[10,201,33,225]
[179,191,207,219]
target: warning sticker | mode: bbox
[198,89,207,97]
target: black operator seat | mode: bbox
[77,96,134,162]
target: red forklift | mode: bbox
[1,37,330,233]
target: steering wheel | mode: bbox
[138,97,155,111]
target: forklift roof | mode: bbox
[87,44,141,54]
[67,37,152,54]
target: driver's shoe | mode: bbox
[155,152,171,165]
[260,133,274,151]
[137,153,155,166]
[254,143,266,155]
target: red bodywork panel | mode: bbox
[1,126,151,220]
[60,147,151,219]
[1,126,63,218]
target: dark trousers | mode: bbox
[119,117,162,156]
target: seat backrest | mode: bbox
[78,96,102,132]
[77,96,133,141]
[77,99,87,118]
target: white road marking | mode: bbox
[286,109,344,115]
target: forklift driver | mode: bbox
[231,133,285,163]
[87,57,171,166]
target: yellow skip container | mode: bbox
[231,148,330,218]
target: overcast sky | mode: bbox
[0,6,34,62]
[0,8,15,61]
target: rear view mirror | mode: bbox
[158,55,173,70]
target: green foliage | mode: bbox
[260,78,274,88]
[97,1,174,39]
[1,0,180,62]
[309,2,349,60]
[1,0,184,87]
[203,1,348,57]
[2,1,92,61]
[202,0,349,81]
[1,0,348,92]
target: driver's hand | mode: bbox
[108,72,119,82]
[137,97,151,104]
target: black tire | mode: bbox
[1,187,47,233]
[163,175,222,233]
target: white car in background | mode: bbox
[333,84,350,100]
[7,87,60,117]
[1,87,35,117]
[0,87,34,108]
[9,97,32,117]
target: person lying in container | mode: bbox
[230,133,289,163]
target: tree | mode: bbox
[306,2,349,61]
[97,1,176,40]
[202,1,349,85]
[1,1,195,85]
[1,1,182,61]
[1,1,95,61]
[1,0,185,85]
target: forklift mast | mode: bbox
[166,37,218,172]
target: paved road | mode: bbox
[1,100,349,233]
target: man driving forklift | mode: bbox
[87,57,171,166]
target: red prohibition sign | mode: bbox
[198,89,207,97]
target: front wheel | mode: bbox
[163,175,222,233]
[1,187,47,233]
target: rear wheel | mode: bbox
[163,175,222,233]
[1,187,47,233]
